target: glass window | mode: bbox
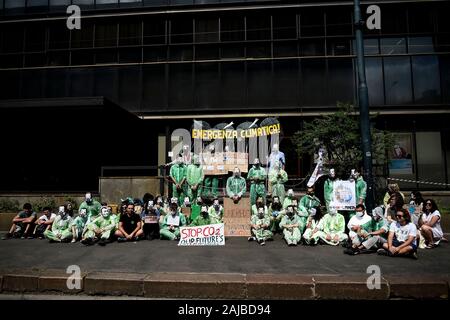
[71,50,95,65]
[118,66,141,112]
[47,51,70,66]
[119,48,142,63]
[0,55,23,68]
[246,43,271,58]
[380,38,406,55]
[412,55,441,104]
[221,43,244,59]
[72,0,94,7]
[45,69,68,98]
[50,0,70,11]
[365,57,384,106]
[273,41,297,58]
[220,61,245,108]
[49,21,70,49]
[247,61,272,108]
[143,46,167,62]
[25,53,46,67]
[1,25,24,53]
[408,5,434,33]
[440,56,450,103]
[272,12,297,40]
[353,39,379,55]
[71,23,94,48]
[170,17,193,44]
[195,17,219,43]
[22,70,44,99]
[436,35,450,53]
[95,49,118,64]
[195,62,220,108]
[300,8,325,37]
[195,44,219,60]
[381,5,407,34]
[144,0,167,7]
[96,21,118,47]
[69,68,94,97]
[25,23,46,52]
[170,0,193,5]
[437,2,450,33]
[273,59,299,106]
[144,17,166,45]
[142,64,167,109]
[326,8,352,36]
[327,39,351,56]
[300,39,325,56]
[246,13,271,41]
[168,63,193,109]
[416,132,445,188]
[5,0,25,9]
[383,57,413,105]
[97,0,119,7]
[328,58,354,104]
[169,45,193,61]
[301,59,327,106]
[408,37,435,54]
[27,0,48,12]
[221,14,244,42]
[119,21,142,46]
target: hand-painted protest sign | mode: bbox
[329,180,356,211]
[144,215,158,224]
[178,223,225,246]
[167,214,180,226]
[223,197,251,236]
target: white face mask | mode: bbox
[101,208,110,218]
[329,210,337,216]
[79,208,87,217]
[356,211,364,218]
[330,169,335,178]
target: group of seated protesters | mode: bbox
[1,189,446,259]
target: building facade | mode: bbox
[0,0,449,194]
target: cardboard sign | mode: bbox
[144,215,158,224]
[178,223,225,246]
[181,207,191,218]
[224,152,248,173]
[329,180,356,211]
[167,215,180,226]
[223,197,251,236]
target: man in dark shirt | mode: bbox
[115,203,144,242]
[2,203,37,239]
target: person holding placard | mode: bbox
[247,158,266,206]
[160,203,187,241]
[226,167,247,204]
[190,205,212,227]
[268,160,288,203]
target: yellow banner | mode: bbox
[192,123,280,139]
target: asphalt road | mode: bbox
[1,233,449,276]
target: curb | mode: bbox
[0,270,448,300]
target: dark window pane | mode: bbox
[142,64,166,110]
[300,8,325,37]
[246,13,270,41]
[380,5,407,34]
[273,59,298,106]
[412,55,441,104]
[144,0,167,7]
[22,70,44,98]
[27,0,48,12]
[119,66,141,112]
[365,57,384,106]
[221,14,244,42]
[273,41,297,58]
[384,57,413,105]
[195,62,220,108]
[247,61,272,108]
[25,23,46,52]
[45,68,68,98]
[272,12,297,40]
[24,53,46,67]
[47,51,70,66]
[119,0,143,7]
[440,56,450,103]
[119,20,142,46]
[170,0,193,5]
[221,44,244,59]
[1,25,24,53]
[300,39,325,56]
[246,43,271,58]
[380,37,406,55]
[95,67,119,103]
[327,38,351,56]
[50,0,70,10]
[119,48,142,63]
[169,63,193,109]
[408,4,434,33]
[301,59,327,106]
[144,17,166,45]
[326,8,352,36]
[49,21,70,49]
[328,58,354,104]
[69,68,94,96]
[353,38,379,55]
[408,37,435,54]
[0,54,23,68]
[195,44,219,60]
[195,17,219,43]
[95,21,118,47]
[169,45,193,61]
[0,71,21,99]
[97,0,119,8]
[436,35,450,53]
[71,50,95,65]
[72,0,94,8]
[71,23,94,48]
[95,49,118,64]
[170,17,193,44]
[143,46,167,62]
[142,64,167,112]
[220,61,245,108]
[437,2,450,33]
[5,0,25,14]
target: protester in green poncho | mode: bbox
[78,192,102,224]
[82,206,116,246]
[268,160,288,203]
[226,167,247,203]
[169,154,187,205]
[70,207,88,243]
[208,198,224,224]
[190,205,212,226]
[313,209,347,245]
[248,207,273,246]
[279,205,302,246]
[247,158,266,206]
[44,204,73,243]
[283,189,295,209]
[323,168,337,211]
[160,203,187,241]
[186,155,204,202]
